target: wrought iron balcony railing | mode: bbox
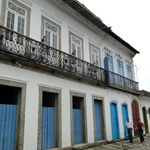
[0,25,139,92]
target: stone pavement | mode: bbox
[84,134,150,150]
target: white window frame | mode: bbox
[117,59,124,76]
[90,44,100,66]
[5,1,27,34]
[126,64,133,79]
[71,34,82,59]
[44,21,59,49]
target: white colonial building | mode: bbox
[0,0,149,150]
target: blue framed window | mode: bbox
[126,64,133,79]
[117,59,124,76]
[104,53,114,72]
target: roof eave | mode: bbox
[61,0,140,54]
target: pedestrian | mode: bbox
[125,118,133,144]
[135,119,145,143]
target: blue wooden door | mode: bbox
[42,107,56,149]
[73,109,82,144]
[0,104,18,150]
[104,56,109,70]
[104,55,115,84]
[94,100,102,141]
[110,102,120,140]
[122,104,128,137]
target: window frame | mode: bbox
[105,52,114,72]
[1,0,31,36]
[126,64,133,80]
[38,86,61,149]
[0,79,26,150]
[69,31,84,59]
[89,43,100,66]
[5,1,27,34]
[44,21,59,49]
[117,59,124,76]
[41,15,61,50]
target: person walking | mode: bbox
[126,118,133,144]
[135,119,145,143]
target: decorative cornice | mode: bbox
[103,46,112,54]
[68,25,84,37]
[41,9,62,24]
[18,0,33,7]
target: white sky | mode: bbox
[78,0,150,91]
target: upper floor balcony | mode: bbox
[0,25,139,94]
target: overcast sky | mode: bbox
[78,0,150,91]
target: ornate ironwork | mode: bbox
[0,25,139,92]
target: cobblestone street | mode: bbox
[84,134,150,150]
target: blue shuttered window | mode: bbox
[104,53,115,84]
[117,59,124,76]
[126,64,133,80]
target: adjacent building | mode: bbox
[0,0,149,150]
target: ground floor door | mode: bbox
[142,107,149,133]
[122,104,128,137]
[0,85,19,150]
[94,100,103,141]
[42,92,57,149]
[73,96,85,144]
[110,102,120,140]
[131,100,140,135]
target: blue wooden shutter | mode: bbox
[73,109,82,144]
[104,56,108,70]
[0,104,17,150]
[110,103,120,140]
[42,107,56,149]
[94,101,102,140]
[122,104,128,137]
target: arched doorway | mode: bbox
[142,107,149,133]
[122,104,128,137]
[110,102,120,140]
[131,99,140,135]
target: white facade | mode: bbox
[0,63,138,149]
[0,0,147,150]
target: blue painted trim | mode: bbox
[117,59,124,76]
[121,104,129,137]
[110,102,120,140]
[94,100,102,141]
[126,64,133,80]
[104,52,114,72]
[42,107,56,149]
[0,104,17,150]
[73,109,82,144]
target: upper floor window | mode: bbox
[117,59,124,76]
[6,2,26,34]
[126,64,133,79]
[90,44,100,66]
[69,32,83,59]
[41,16,61,50]
[104,53,114,72]
[1,0,31,36]
[44,21,59,49]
